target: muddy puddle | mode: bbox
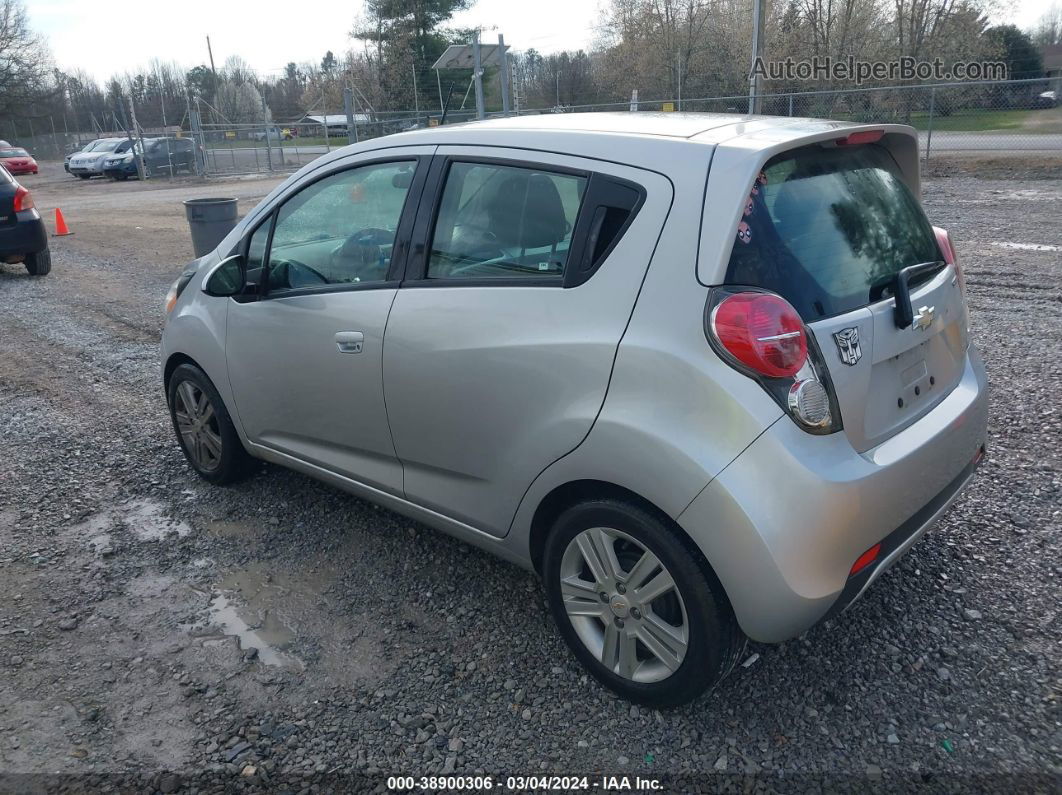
[122,498,191,540]
[76,498,191,550]
[201,564,338,671]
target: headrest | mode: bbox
[487,172,567,249]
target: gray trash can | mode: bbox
[183,197,239,257]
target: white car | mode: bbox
[67,138,134,179]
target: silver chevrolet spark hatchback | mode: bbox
[162,114,988,706]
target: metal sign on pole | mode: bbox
[498,35,511,116]
[432,39,510,122]
[472,32,485,120]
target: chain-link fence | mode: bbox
[6,77,1059,180]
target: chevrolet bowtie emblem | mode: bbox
[913,305,935,331]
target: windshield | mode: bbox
[0,148,28,157]
[724,144,941,320]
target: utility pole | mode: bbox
[344,86,358,144]
[261,94,273,171]
[127,95,148,180]
[472,31,485,120]
[677,52,683,111]
[206,36,220,120]
[748,0,765,114]
[499,35,511,116]
[411,64,420,117]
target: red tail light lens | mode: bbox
[933,225,963,294]
[13,185,33,212]
[711,293,807,378]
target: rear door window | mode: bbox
[427,162,586,280]
[725,144,941,320]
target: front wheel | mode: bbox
[167,363,251,484]
[544,499,745,707]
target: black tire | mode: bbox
[167,363,252,485]
[544,498,745,708]
[24,248,51,276]
[77,174,91,180]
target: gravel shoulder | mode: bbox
[0,162,1059,790]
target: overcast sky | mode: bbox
[27,0,1057,82]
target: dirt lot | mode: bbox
[0,158,1059,792]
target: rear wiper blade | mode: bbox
[891,260,946,329]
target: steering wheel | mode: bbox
[330,228,395,278]
[270,258,330,289]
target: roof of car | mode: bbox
[457,112,755,139]
[396,112,897,151]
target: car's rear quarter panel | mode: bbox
[509,137,783,545]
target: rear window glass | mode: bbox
[0,149,28,157]
[725,144,941,320]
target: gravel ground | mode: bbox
[0,162,1059,793]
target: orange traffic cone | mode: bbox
[53,208,72,236]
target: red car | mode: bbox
[0,147,38,175]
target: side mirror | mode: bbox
[202,254,245,297]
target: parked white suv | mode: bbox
[67,137,133,178]
[161,113,988,706]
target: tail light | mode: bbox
[706,288,840,434]
[710,293,806,378]
[932,226,963,294]
[934,225,969,336]
[13,185,33,212]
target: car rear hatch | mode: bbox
[712,132,967,452]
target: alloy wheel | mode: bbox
[559,527,689,683]
[173,380,223,471]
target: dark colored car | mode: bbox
[0,147,39,175]
[0,165,49,276]
[103,137,198,180]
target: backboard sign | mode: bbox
[432,43,510,70]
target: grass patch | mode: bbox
[906,110,1035,132]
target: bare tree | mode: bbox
[1030,3,1062,45]
[0,0,53,117]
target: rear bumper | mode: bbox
[0,212,47,256]
[677,345,988,643]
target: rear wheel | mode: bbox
[24,249,51,276]
[167,363,251,484]
[544,499,745,707]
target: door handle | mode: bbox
[334,331,364,354]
